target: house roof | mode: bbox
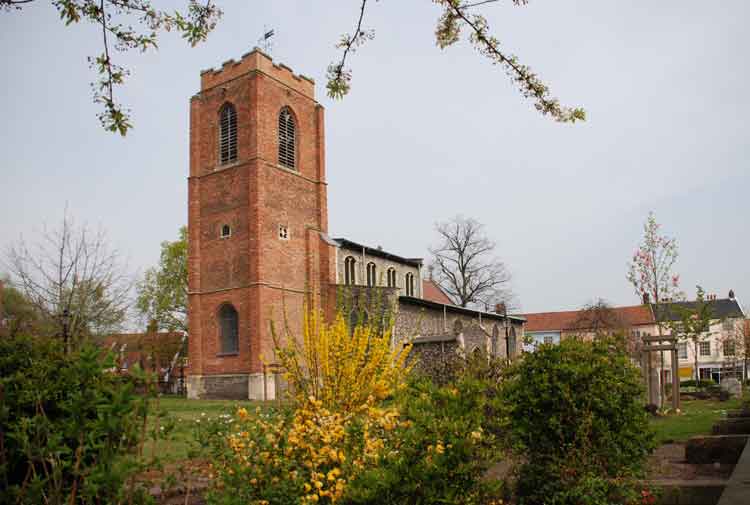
[422,279,453,305]
[333,238,423,267]
[523,304,654,332]
[650,298,745,322]
[399,295,526,323]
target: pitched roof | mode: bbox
[399,296,526,323]
[523,305,654,332]
[650,298,745,322]
[422,279,453,305]
[333,238,423,267]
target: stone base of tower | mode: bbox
[187,373,283,400]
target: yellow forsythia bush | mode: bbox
[205,308,412,505]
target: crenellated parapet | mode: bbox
[200,47,315,98]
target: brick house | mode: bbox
[186,48,524,399]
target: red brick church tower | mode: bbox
[187,49,334,399]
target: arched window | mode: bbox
[366,262,377,287]
[387,268,396,288]
[344,256,356,285]
[218,304,239,354]
[278,107,297,169]
[453,320,463,335]
[405,272,415,296]
[220,224,231,238]
[219,103,237,165]
[508,326,517,359]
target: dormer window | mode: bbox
[220,224,231,238]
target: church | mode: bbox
[186,48,525,400]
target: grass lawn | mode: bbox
[143,396,263,462]
[649,396,746,445]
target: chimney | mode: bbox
[729,289,735,300]
[428,265,434,281]
[642,292,650,305]
[495,302,507,315]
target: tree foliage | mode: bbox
[3,0,584,135]
[135,226,188,332]
[4,213,132,351]
[430,215,512,309]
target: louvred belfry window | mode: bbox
[219,103,237,165]
[278,107,297,170]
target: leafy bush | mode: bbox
[680,379,715,389]
[500,338,655,505]
[0,335,155,505]
[344,376,504,505]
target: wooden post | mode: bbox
[671,348,680,411]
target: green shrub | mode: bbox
[0,335,155,505]
[343,376,504,505]
[680,379,715,389]
[500,338,655,505]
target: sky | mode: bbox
[1,1,748,315]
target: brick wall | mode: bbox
[188,49,333,399]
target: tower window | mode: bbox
[387,268,396,288]
[219,103,237,165]
[220,224,231,238]
[344,256,356,285]
[405,272,415,297]
[366,262,377,287]
[278,107,297,170]
[218,304,239,354]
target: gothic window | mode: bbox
[220,224,231,238]
[387,268,396,288]
[508,327,517,358]
[344,256,356,285]
[405,272,415,296]
[366,262,377,287]
[219,103,237,165]
[278,107,297,170]
[218,304,239,354]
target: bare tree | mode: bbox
[569,299,626,338]
[4,212,132,352]
[429,216,512,309]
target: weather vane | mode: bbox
[258,26,275,54]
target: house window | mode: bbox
[723,319,735,331]
[278,107,297,170]
[699,341,711,357]
[220,224,231,238]
[366,262,377,287]
[544,335,554,345]
[405,272,415,296]
[677,342,688,360]
[278,225,289,240]
[218,304,239,354]
[724,341,736,357]
[344,256,356,285]
[219,103,237,165]
[386,268,396,288]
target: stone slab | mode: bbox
[650,480,726,505]
[712,418,750,436]
[686,435,750,465]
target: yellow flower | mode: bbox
[237,407,249,420]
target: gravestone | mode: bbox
[721,378,742,399]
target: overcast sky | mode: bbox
[1,1,748,316]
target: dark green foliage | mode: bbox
[500,339,655,505]
[680,379,716,389]
[0,335,153,505]
[344,376,503,505]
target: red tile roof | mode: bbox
[523,305,653,332]
[422,280,453,305]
